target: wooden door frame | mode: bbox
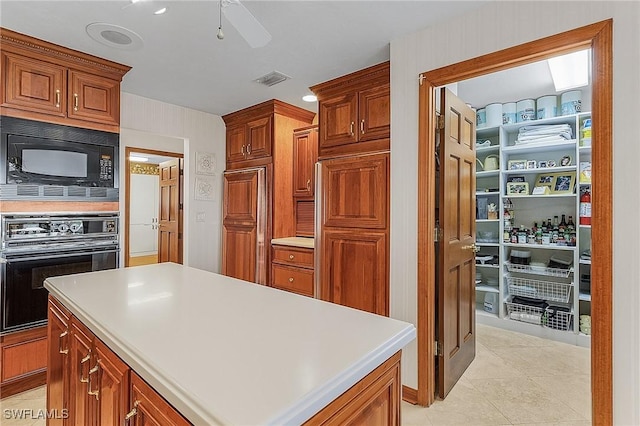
[124,147,184,267]
[417,19,612,425]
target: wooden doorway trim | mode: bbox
[124,147,184,267]
[417,19,612,425]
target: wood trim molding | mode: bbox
[222,99,316,126]
[0,27,131,79]
[402,385,418,405]
[0,201,119,213]
[310,61,390,98]
[124,147,183,268]
[416,19,613,425]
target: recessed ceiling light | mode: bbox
[302,95,317,102]
[154,7,167,15]
[129,156,149,162]
[86,23,144,50]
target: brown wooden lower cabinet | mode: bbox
[271,245,315,297]
[0,325,48,398]
[46,295,189,426]
[47,295,402,425]
[304,351,401,425]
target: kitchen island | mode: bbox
[44,262,415,425]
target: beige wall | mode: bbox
[120,93,226,273]
[389,1,640,423]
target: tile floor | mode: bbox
[402,324,591,425]
[0,324,590,426]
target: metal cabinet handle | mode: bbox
[55,89,61,108]
[88,362,100,400]
[306,179,311,191]
[289,254,294,260]
[288,277,294,283]
[241,145,245,157]
[349,121,354,136]
[360,119,365,134]
[73,93,79,111]
[79,353,91,383]
[59,330,69,355]
[125,401,140,423]
[247,144,252,155]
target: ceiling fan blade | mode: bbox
[221,0,272,48]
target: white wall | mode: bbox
[120,93,226,273]
[389,2,640,424]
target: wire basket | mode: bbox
[505,300,544,325]
[542,306,574,331]
[505,262,573,278]
[507,276,572,303]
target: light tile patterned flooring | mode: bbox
[1,324,590,425]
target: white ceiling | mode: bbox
[0,1,591,117]
[0,0,495,116]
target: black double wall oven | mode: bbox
[0,117,120,335]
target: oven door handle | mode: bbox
[1,249,119,263]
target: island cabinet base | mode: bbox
[305,351,401,426]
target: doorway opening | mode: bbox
[417,19,612,424]
[124,147,184,267]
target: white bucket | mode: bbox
[476,108,486,128]
[536,95,557,119]
[502,102,517,124]
[516,99,536,122]
[561,90,582,115]
[485,103,503,127]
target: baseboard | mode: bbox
[402,385,418,404]
[0,370,46,399]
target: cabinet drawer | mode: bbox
[272,246,314,268]
[271,264,314,297]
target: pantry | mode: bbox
[459,49,592,347]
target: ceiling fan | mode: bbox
[217,0,271,48]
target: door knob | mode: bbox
[462,243,481,253]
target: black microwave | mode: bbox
[0,117,119,200]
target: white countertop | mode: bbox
[44,263,415,425]
[271,237,315,249]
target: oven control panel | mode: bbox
[1,213,119,249]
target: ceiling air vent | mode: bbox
[254,71,291,87]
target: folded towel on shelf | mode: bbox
[515,124,573,145]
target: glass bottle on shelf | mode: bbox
[559,214,567,233]
[567,215,576,231]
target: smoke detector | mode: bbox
[254,71,291,87]
[86,23,144,50]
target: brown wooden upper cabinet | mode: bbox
[293,125,318,198]
[223,100,315,171]
[0,28,130,133]
[310,62,390,159]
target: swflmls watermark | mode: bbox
[3,408,69,420]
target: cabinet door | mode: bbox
[321,230,388,316]
[293,128,318,198]
[68,70,120,126]
[319,93,358,148]
[47,298,71,426]
[2,52,66,116]
[129,372,190,426]
[94,339,130,426]
[222,224,257,283]
[358,84,390,142]
[246,116,272,159]
[68,318,94,426]
[226,125,247,165]
[321,153,388,229]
